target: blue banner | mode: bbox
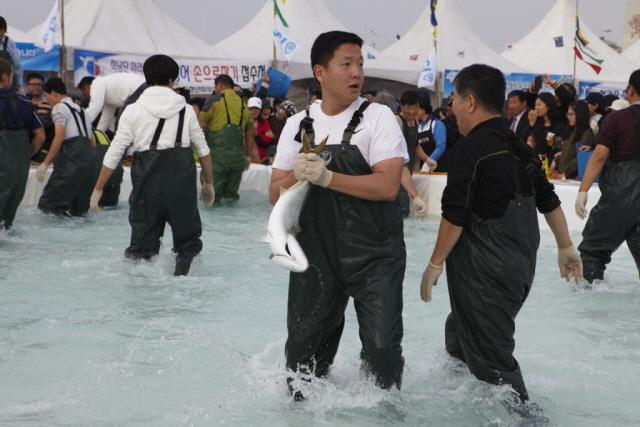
[16,42,60,71]
[578,81,626,99]
[442,69,571,98]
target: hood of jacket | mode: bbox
[137,86,187,119]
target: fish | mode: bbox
[267,134,328,272]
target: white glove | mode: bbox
[292,153,307,181]
[201,183,215,207]
[558,244,583,283]
[575,191,588,220]
[420,157,437,172]
[36,163,49,182]
[412,194,427,218]
[89,189,103,213]
[420,261,443,302]
[304,153,333,188]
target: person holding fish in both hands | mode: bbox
[419,64,583,405]
[269,31,409,400]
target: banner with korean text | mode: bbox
[74,49,269,95]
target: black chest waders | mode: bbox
[38,103,98,217]
[124,108,203,276]
[578,107,640,282]
[444,127,541,402]
[0,92,30,228]
[285,102,406,398]
[93,129,124,207]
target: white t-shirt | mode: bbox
[272,98,409,170]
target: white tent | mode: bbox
[382,0,527,74]
[8,25,34,43]
[211,0,420,85]
[27,0,223,58]
[622,38,640,66]
[502,0,633,83]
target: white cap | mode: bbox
[247,97,262,109]
[606,99,629,111]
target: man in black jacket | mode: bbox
[419,64,582,403]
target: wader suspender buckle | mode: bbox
[341,101,370,145]
[63,103,89,139]
[150,107,187,150]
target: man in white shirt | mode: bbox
[270,31,408,399]
[37,77,98,217]
[91,55,214,276]
[85,72,146,133]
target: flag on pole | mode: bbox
[37,0,59,53]
[273,0,301,61]
[417,50,437,89]
[574,13,603,74]
[430,0,439,38]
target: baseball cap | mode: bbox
[247,97,262,109]
[606,99,630,111]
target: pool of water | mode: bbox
[1,191,639,427]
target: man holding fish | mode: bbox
[269,31,409,400]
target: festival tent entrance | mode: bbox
[502,0,633,86]
[382,0,526,75]
[211,0,421,95]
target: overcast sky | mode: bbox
[0,0,629,52]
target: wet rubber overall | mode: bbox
[444,127,540,402]
[125,108,203,263]
[578,106,640,282]
[93,129,123,207]
[0,92,30,228]
[399,116,418,217]
[286,101,406,392]
[206,94,245,201]
[38,103,98,216]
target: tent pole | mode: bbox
[272,1,277,68]
[573,0,578,85]
[59,0,66,80]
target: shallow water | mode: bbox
[1,191,639,427]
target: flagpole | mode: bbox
[59,0,65,80]
[272,0,277,68]
[573,0,578,85]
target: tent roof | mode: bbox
[502,0,633,83]
[622,38,640,64]
[212,0,420,84]
[8,25,34,43]
[382,0,526,74]
[27,0,223,58]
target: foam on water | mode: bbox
[1,192,639,426]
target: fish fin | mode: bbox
[313,135,329,155]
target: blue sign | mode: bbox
[578,81,626,99]
[16,42,60,71]
[442,69,572,98]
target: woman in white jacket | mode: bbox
[90,55,215,276]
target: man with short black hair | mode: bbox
[506,89,530,142]
[77,76,95,108]
[37,77,98,217]
[271,31,408,398]
[91,54,214,276]
[0,17,23,93]
[199,74,254,203]
[26,73,54,163]
[420,63,581,402]
[0,58,44,228]
[576,69,640,283]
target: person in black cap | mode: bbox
[270,30,408,399]
[420,63,582,403]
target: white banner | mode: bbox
[74,49,270,96]
[417,50,437,89]
[36,0,59,53]
[273,19,302,62]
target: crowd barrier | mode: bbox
[21,166,599,231]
